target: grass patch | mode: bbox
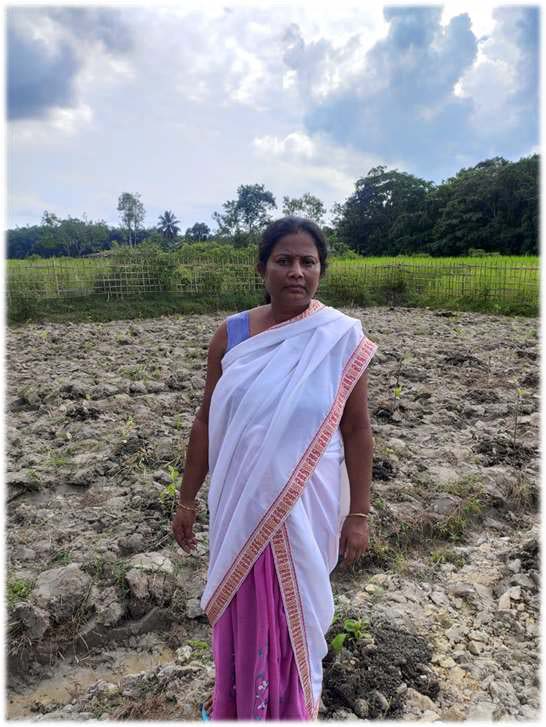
[430,547,468,569]
[7,578,34,608]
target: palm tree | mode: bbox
[157,210,180,240]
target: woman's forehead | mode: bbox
[271,234,319,256]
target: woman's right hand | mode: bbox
[172,506,197,553]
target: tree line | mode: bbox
[6,154,538,259]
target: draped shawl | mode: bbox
[201,300,378,717]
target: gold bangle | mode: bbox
[346,512,369,519]
[177,502,198,513]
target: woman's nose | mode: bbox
[288,262,304,277]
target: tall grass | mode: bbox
[7,250,539,324]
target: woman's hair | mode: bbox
[257,216,328,304]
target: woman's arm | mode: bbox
[339,370,374,563]
[172,321,227,551]
[178,320,227,502]
[340,370,373,511]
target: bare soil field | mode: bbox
[6,305,539,720]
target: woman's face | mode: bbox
[259,230,322,306]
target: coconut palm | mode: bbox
[157,210,181,240]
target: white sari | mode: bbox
[201,300,378,717]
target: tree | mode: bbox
[213,184,277,239]
[157,210,180,241]
[185,222,211,242]
[282,193,326,225]
[117,193,145,246]
[336,166,434,255]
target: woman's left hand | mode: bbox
[340,517,369,566]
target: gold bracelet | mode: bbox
[346,512,369,519]
[177,501,198,513]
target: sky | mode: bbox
[4,0,541,231]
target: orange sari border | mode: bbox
[205,333,378,626]
[271,524,314,716]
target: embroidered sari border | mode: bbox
[205,334,378,625]
[271,525,314,716]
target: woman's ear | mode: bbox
[256,262,265,277]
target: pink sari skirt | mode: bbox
[211,543,310,720]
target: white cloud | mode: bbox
[253,132,315,159]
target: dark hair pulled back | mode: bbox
[258,216,328,304]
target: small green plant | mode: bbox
[46,449,68,468]
[188,639,209,650]
[374,496,386,510]
[7,578,33,608]
[330,617,370,653]
[159,466,181,513]
[50,549,72,566]
[120,416,135,439]
[111,560,131,595]
[430,547,466,568]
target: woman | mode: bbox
[172,216,378,720]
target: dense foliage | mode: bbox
[6,155,538,259]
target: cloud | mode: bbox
[252,130,387,216]
[7,7,134,122]
[282,6,538,181]
[7,24,79,121]
[457,6,538,151]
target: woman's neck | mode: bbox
[268,299,311,324]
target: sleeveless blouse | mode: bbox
[225,310,251,352]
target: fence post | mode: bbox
[53,258,60,298]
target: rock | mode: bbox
[370,690,389,712]
[330,709,361,720]
[186,598,204,619]
[119,671,151,698]
[468,641,483,655]
[88,680,120,697]
[175,645,193,664]
[118,533,146,555]
[353,699,369,718]
[447,582,475,599]
[445,624,466,643]
[468,630,488,642]
[128,552,174,575]
[438,656,456,668]
[441,705,465,720]
[510,573,535,589]
[32,564,92,623]
[430,590,449,606]
[157,664,187,685]
[467,701,497,720]
[507,558,521,573]
[403,687,436,713]
[428,492,462,515]
[70,467,95,487]
[129,381,147,394]
[449,666,469,686]
[497,590,512,611]
[519,705,539,719]
[94,586,126,626]
[13,603,50,639]
[14,546,37,561]
[90,383,119,399]
[508,585,521,600]
[421,709,441,721]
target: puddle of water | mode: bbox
[7,646,175,719]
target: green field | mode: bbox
[7,252,539,323]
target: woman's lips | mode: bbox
[285,285,306,291]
